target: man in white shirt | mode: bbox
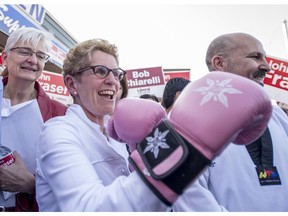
[173,32,288,212]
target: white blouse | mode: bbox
[36,104,169,212]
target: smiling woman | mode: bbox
[61,38,121,118]
[0,27,67,212]
[34,37,171,211]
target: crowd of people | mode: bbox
[0,27,287,212]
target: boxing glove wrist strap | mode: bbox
[129,119,211,205]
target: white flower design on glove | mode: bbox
[194,78,243,107]
[143,128,170,159]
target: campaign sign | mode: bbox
[163,69,190,83]
[264,56,288,104]
[37,71,73,105]
[126,66,165,98]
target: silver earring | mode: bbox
[74,91,77,95]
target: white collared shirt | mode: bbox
[36,104,169,211]
[1,98,43,207]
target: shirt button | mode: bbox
[119,167,128,175]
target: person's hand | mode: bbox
[0,151,35,194]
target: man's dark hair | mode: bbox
[120,76,128,99]
[162,77,190,110]
[139,94,159,102]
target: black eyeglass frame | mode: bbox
[75,65,126,81]
[10,47,50,62]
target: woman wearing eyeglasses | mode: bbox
[35,38,172,212]
[0,27,67,212]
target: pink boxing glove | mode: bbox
[168,71,272,158]
[129,72,272,206]
[107,98,167,152]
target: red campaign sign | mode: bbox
[126,66,165,89]
[264,56,288,91]
[50,44,66,62]
[37,71,69,96]
[163,71,190,83]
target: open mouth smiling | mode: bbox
[252,70,267,86]
[98,90,115,99]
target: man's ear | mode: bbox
[211,55,227,71]
[175,91,181,99]
[64,75,78,96]
[173,91,182,105]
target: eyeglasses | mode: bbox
[10,47,50,62]
[75,65,126,81]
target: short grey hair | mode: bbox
[4,27,53,53]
